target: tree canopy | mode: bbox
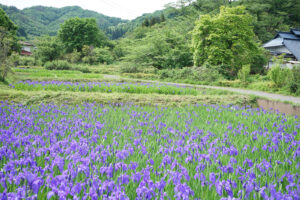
[58,17,108,53]
[0,8,18,81]
[192,6,265,76]
[35,36,63,63]
[0,7,17,33]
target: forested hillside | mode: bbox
[1,0,300,41]
[0,4,128,39]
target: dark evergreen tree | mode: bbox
[150,17,157,26]
[160,13,166,22]
[142,18,150,27]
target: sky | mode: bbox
[0,0,175,20]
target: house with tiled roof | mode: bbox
[263,29,300,68]
[20,41,35,56]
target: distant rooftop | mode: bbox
[276,32,300,40]
[291,29,300,36]
[263,29,300,61]
[284,39,300,61]
[20,41,34,46]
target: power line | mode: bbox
[98,0,139,18]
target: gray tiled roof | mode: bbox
[277,32,300,40]
[284,39,300,61]
[263,37,283,48]
[291,29,300,36]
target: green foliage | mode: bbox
[142,15,163,27]
[0,8,17,33]
[80,45,114,65]
[120,63,141,73]
[58,17,108,53]
[288,66,300,95]
[13,81,199,96]
[268,65,291,88]
[192,6,265,77]
[191,0,232,13]
[191,0,300,42]
[130,27,150,39]
[18,56,36,66]
[34,36,62,64]
[142,18,150,27]
[44,60,71,70]
[93,47,114,64]
[238,0,300,42]
[159,65,223,83]
[0,9,18,81]
[238,65,251,84]
[71,65,91,73]
[122,17,194,70]
[81,45,96,64]
[112,45,126,60]
[1,0,299,43]
[217,79,243,87]
[250,51,268,74]
[64,49,81,64]
[9,51,19,66]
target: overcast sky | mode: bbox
[0,0,175,20]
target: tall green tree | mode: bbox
[160,13,166,22]
[0,8,19,52]
[142,18,150,27]
[192,6,265,77]
[34,36,63,63]
[0,8,18,81]
[150,17,158,26]
[58,17,108,53]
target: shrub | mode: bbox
[247,81,275,92]
[217,80,242,87]
[192,65,223,83]
[250,53,268,74]
[72,66,91,73]
[288,65,300,94]
[44,60,71,70]
[122,73,158,79]
[64,49,82,64]
[82,56,97,65]
[94,47,114,64]
[159,65,223,84]
[120,63,141,73]
[238,65,251,84]
[267,65,291,87]
[34,36,62,64]
[18,56,36,66]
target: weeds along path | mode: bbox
[124,78,300,104]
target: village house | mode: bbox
[20,41,34,56]
[263,28,300,68]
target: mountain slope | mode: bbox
[0,4,128,38]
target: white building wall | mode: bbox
[22,46,31,52]
[266,46,292,54]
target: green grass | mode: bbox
[0,88,252,106]
[12,67,104,81]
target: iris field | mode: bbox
[11,81,199,96]
[0,103,299,199]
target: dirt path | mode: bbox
[102,74,300,104]
[127,78,300,104]
[103,74,122,80]
[198,85,300,104]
